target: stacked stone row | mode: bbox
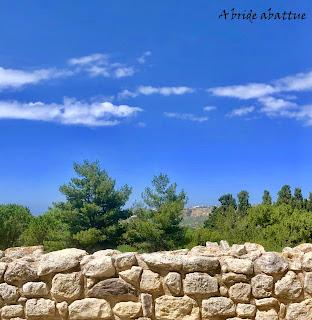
[1,241,312,320]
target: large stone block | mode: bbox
[25,298,56,319]
[184,272,218,297]
[202,297,235,318]
[80,254,115,278]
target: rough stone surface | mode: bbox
[155,295,200,320]
[1,242,312,320]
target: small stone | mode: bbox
[251,274,274,298]
[184,272,218,297]
[1,304,24,318]
[68,298,112,320]
[304,272,312,294]
[57,301,68,319]
[0,283,19,303]
[254,252,288,275]
[275,271,302,299]
[302,252,312,271]
[22,282,48,298]
[140,270,162,293]
[114,253,137,271]
[222,272,248,286]
[255,297,279,309]
[4,259,38,286]
[228,283,251,303]
[164,272,182,295]
[51,272,83,302]
[236,303,256,318]
[25,298,56,319]
[285,298,312,320]
[202,297,235,318]
[223,257,253,275]
[113,301,142,319]
[119,266,142,287]
[141,293,153,318]
[255,309,278,320]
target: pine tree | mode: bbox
[293,187,304,209]
[237,190,250,215]
[262,190,272,205]
[277,185,292,205]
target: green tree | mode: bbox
[56,161,132,250]
[0,204,33,250]
[237,190,250,215]
[277,185,292,205]
[262,190,272,205]
[293,187,304,209]
[20,208,72,251]
[307,192,312,211]
[218,194,237,210]
[123,174,187,252]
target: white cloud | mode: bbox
[208,70,312,100]
[209,83,276,100]
[68,53,136,79]
[0,98,142,127]
[119,86,194,98]
[227,106,255,117]
[203,106,217,112]
[164,112,208,122]
[137,51,151,64]
[259,96,297,115]
[0,67,68,90]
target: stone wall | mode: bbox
[1,242,312,320]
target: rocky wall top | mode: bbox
[1,241,312,320]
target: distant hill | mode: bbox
[182,206,214,227]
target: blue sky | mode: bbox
[0,1,312,213]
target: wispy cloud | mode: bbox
[208,70,312,100]
[68,53,135,79]
[137,51,151,64]
[0,67,69,91]
[0,98,142,127]
[203,106,217,112]
[164,112,208,122]
[227,106,255,117]
[119,86,194,99]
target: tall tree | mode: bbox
[262,190,272,205]
[218,194,237,210]
[56,161,132,250]
[293,187,304,209]
[307,192,312,211]
[237,190,250,215]
[123,174,187,252]
[277,185,292,205]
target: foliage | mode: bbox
[262,190,272,205]
[0,204,32,250]
[237,190,250,215]
[20,208,72,251]
[56,161,132,250]
[277,185,292,205]
[122,174,187,252]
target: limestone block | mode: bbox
[1,304,24,318]
[4,259,38,286]
[25,298,56,319]
[304,272,312,294]
[182,256,219,273]
[0,283,20,303]
[38,248,87,276]
[119,266,142,287]
[51,272,83,302]
[22,282,48,298]
[114,253,137,271]
[155,295,199,320]
[140,270,162,293]
[184,272,218,297]
[275,271,302,299]
[303,252,312,271]
[285,299,312,320]
[202,297,235,318]
[80,254,115,278]
[164,272,182,295]
[251,274,274,298]
[254,252,288,275]
[68,298,112,320]
[223,257,253,275]
[141,253,183,272]
[140,293,153,318]
[236,303,256,318]
[228,282,251,303]
[113,301,142,319]
[255,309,278,320]
[87,278,138,300]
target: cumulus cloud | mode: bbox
[119,86,194,99]
[0,67,68,90]
[0,98,142,127]
[68,53,135,79]
[227,106,255,117]
[137,51,151,64]
[164,112,208,122]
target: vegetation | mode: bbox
[1,160,312,253]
